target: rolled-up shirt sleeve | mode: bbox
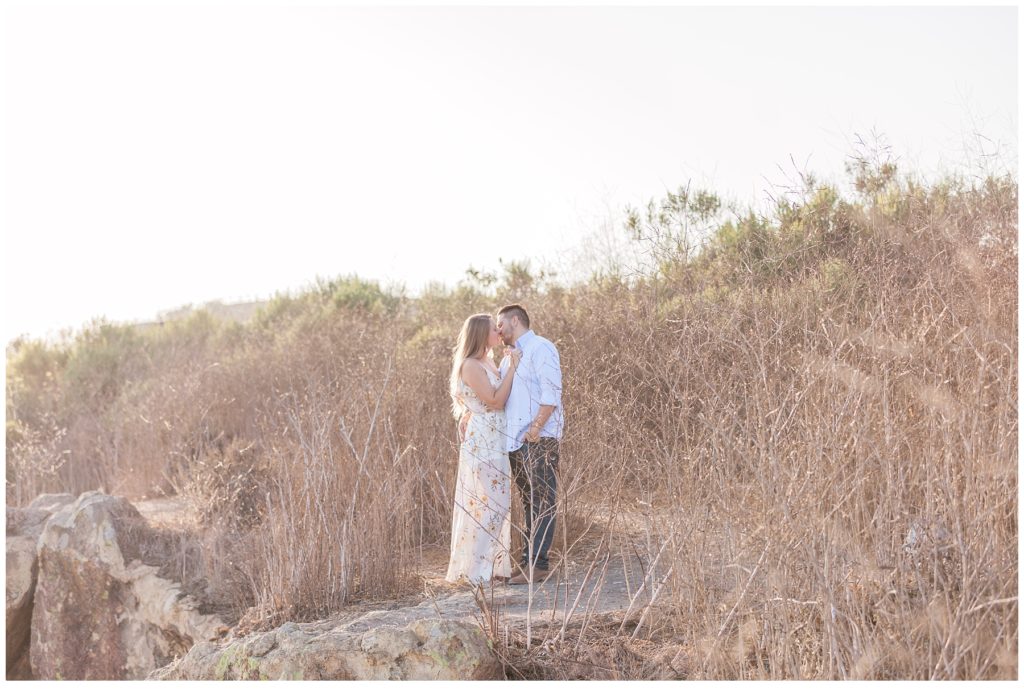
[537,344,562,407]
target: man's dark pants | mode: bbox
[509,437,559,571]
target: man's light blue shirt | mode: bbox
[499,330,564,452]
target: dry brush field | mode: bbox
[6,158,1017,679]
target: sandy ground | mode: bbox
[135,495,194,529]
[417,536,654,624]
[134,495,664,633]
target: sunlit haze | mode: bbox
[4,4,1017,344]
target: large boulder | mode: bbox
[29,491,226,680]
[6,493,75,679]
[28,493,78,514]
[150,595,500,681]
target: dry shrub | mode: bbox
[5,417,69,507]
[523,170,1017,680]
[484,613,681,680]
[5,159,1016,679]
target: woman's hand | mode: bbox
[507,347,523,368]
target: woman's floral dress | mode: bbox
[445,368,512,584]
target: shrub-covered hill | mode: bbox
[6,159,1017,679]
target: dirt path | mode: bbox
[412,526,665,632]
[135,496,194,528]
[135,495,665,633]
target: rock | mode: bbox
[150,594,499,681]
[28,493,77,514]
[7,507,49,538]
[7,518,42,679]
[6,495,75,679]
[29,491,226,680]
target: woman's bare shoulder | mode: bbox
[460,358,485,376]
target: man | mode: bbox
[497,304,564,585]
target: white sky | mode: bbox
[3,3,1018,345]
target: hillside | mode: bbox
[6,157,1017,679]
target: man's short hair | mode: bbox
[497,304,530,329]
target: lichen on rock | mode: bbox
[28,491,226,680]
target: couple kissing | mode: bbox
[445,304,564,586]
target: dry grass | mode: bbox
[6,156,1017,679]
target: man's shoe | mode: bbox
[508,567,550,585]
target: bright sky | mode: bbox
[3,3,1017,345]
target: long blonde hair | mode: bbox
[450,313,493,419]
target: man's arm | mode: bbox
[525,343,562,442]
[525,405,556,442]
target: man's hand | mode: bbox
[458,412,471,442]
[524,422,541,443]
[525,404,555,443]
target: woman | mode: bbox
[445,313,522,585]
